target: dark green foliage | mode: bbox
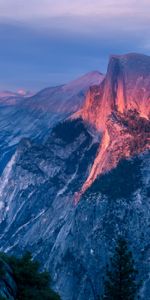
[0,259,5,277]
[52,118,89,144]
[86,157,142,200]
[0,251,60,300]
[78,143,99,174]
[146,186,150,197]
[102,238,139,300]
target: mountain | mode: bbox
[0,90,32,105]
[74,53,150,195]
[0,54,150,300]
[0,71,103,175]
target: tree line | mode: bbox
[0,238,141,300]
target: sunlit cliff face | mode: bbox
[74,53,150,196]
[78,53,150,131]
[80,110,150,195]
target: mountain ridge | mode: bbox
[24,71,104,114]
[0,71,103,175]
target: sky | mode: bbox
[0,0,150,92]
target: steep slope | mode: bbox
[80,110,150,195]
[74,53,150,194]
[0,119,98,250]
[67,152,150,300]
[0,71,103,175]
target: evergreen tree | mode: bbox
[102,238,139,300]
[0,251,61,300]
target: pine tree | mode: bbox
[102,237,139,300]
[0,251,61,300]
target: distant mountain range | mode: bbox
[0,90,33,105]
[0,54,150,300]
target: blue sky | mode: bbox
[0,0,150,92]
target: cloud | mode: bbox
[0,0,150,20]
[0,0,150,90]
[1,1,149,41]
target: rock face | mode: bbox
[0,53,150,300]
[74,53,150,193]
[0,119,98,250]
[80,110,150,195]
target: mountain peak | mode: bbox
[62,71,104,92]
[76,52,150,132]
